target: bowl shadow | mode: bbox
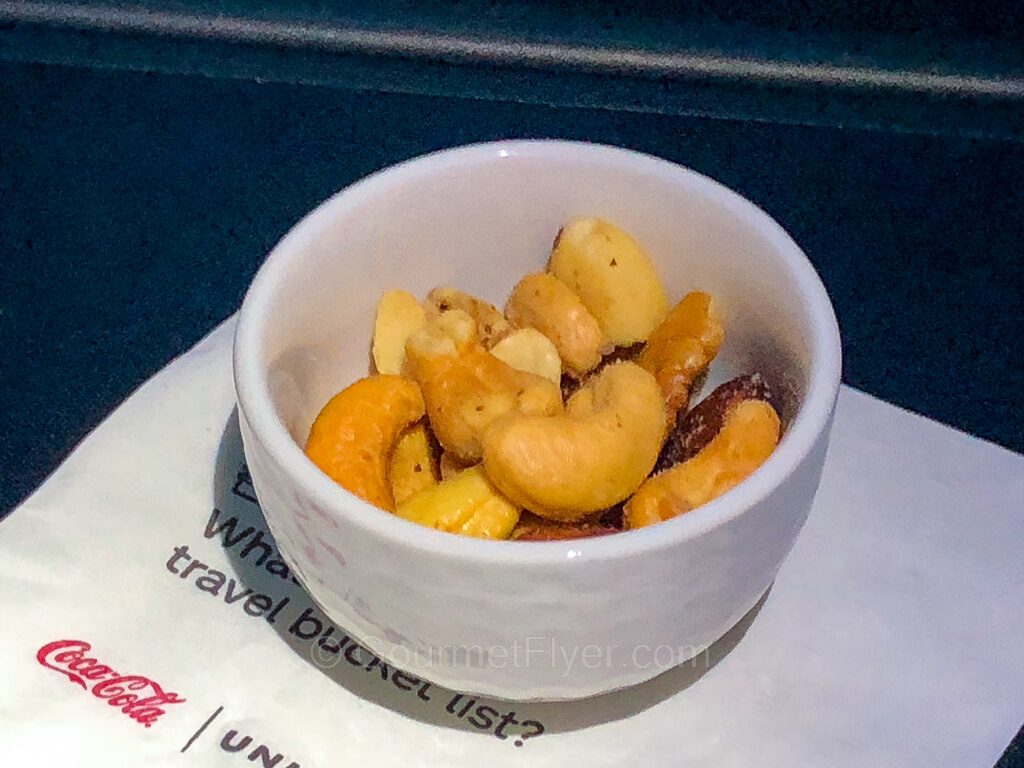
[213,408,769,741]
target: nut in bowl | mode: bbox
[233,141,842,701]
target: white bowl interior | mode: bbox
[255,143,820,453]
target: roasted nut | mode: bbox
[305,375,426,512]
[482,361,667,522]
[424,286,510,348]
[405,306,477,358]
[655,373,774,473]
[560,341,645,402]
[490,327,562,384]
[626,396,781,529]
[390,421,441,506]
[510,512,620,541]
[505,272,605,377]
[405,309,563,463]
[372,289,428,375]
[548,218,669,346]
[638,291,724,421]
[396,465,520,539]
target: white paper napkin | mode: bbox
[1,318,1022,767]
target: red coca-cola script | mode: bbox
[37,639,186,727]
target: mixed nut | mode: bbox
[304,217,782,541]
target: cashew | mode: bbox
[424,286,511,348]
[396,465,520,539]
[405,309,563,463]
[482,361,666,522]
[372,289,427,375]
[638,291,725,421]
[304,375,425,512]
[390,421,441,506]
[490,327,562,384]
[504,272,605,377]
[625,398,780,529]
[548,218,668,346]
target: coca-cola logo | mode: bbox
[37,639,186,728]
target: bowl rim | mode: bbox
[233,139,842,565]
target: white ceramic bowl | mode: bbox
[233,140,841,701]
